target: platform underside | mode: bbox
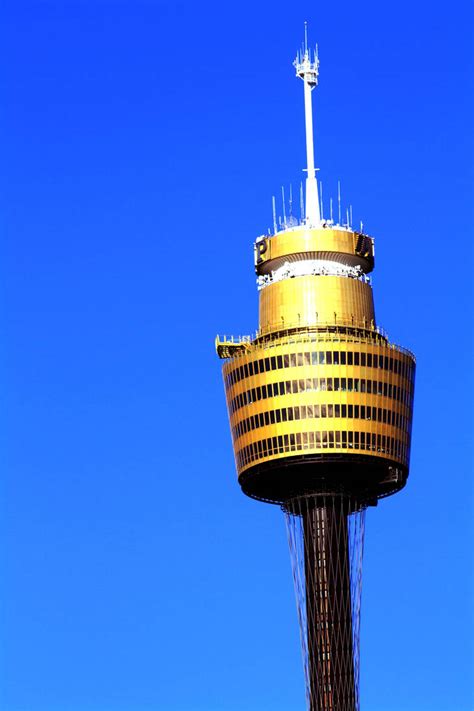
[238,453,408,505]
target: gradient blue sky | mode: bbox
[1,1,473,710]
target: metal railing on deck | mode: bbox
[216,318,415,361]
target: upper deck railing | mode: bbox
[216,319,415,361]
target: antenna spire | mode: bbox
[338,181,342,225]
[282,186,287,226]
[272,196,277,234]
[294,23,321,227]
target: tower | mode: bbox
[216,27,415,711]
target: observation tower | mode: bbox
[216,26,415,711]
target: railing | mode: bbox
[216,319,415,361]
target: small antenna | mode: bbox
[338,181,342,225]
[282,186,287,227]
[360,220,364,232]
[272,196,277,234]
[350,205,353,226]
[319,180,323,220]
[346,208,350,226]
[330,197,333,222]
[289,184,293,217]
[304,20,308,54]
[300,181,304,223]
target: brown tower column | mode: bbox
[302,498,356,711]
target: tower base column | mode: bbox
[285,494,366,711]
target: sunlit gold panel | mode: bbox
[254,228,374,274]
[258,276,375,333]
[222,333,415,481]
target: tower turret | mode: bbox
[216,27,415,711]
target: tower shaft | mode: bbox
[303,501,355,711]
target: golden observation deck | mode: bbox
[217,224,415,504]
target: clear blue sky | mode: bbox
[1,1,473,710]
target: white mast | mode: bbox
[294,22,320,227]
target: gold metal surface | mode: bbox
[222,334,415,476]
[255,228,374,275]
[258,276,375,334]
[220,222,414,499]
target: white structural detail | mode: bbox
[294,23,320,227]
[257,259,370,291]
